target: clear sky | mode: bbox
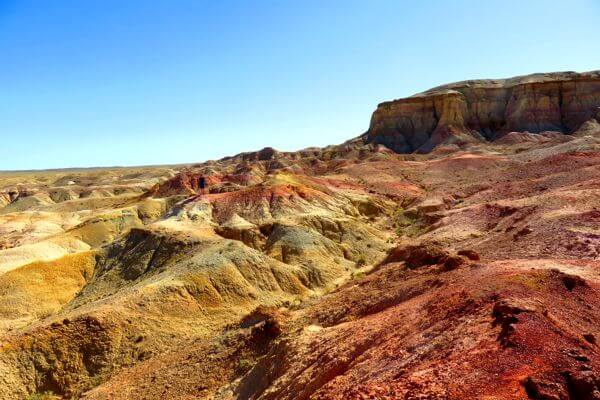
[1,0,599,170]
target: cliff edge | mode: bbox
[366,70,600,152]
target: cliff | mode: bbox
[366,71,600,152]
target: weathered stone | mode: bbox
[367,71,600,152]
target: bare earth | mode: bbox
[1,72,600,399]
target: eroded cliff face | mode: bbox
[367,71,600,152]
[2,71,600,400]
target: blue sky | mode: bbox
[1,0,599,170]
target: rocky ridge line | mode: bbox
[366,70,600,152]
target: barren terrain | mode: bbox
[1,71,600,399]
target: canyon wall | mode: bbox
[366,71,600,152]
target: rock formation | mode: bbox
[366,70,600,152]
[1,71,600,399]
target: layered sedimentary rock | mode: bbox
[367,71,600,152]
[2,71,600,399]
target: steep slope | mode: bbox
[0,154,395,399]
[0,71,599,400]
[75,126,600,400]
[367,70,600,152]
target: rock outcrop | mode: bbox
[3,71,600,400]
[366,71,600,152]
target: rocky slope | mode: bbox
[0,71,599,399]
[367,70,600,152]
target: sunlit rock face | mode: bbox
[367,70,600,152]
[2,71,600,400]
